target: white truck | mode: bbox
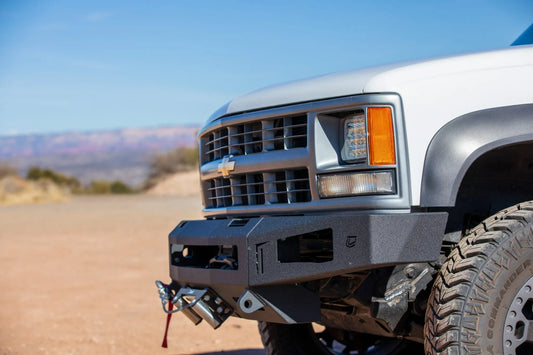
[157,25,533,354]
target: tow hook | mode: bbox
[155,280,232,329]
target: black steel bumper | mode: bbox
[167,212,447,323]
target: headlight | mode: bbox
[318,171,395,198]
[340,107,396,165]
[341,112,367,163]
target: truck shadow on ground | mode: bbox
[188,350,266,355]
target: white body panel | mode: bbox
[364,45,533,204]
[214,45,533,206]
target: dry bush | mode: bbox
[0,165,71,205]
[26,166,81,192]
[0,164,18,179]
[145,146,198,189]
[0,176,68,205]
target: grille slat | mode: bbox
[204,135,307,156]
[222,123,306,138]
[205,169,310,208]
[207,189,311,201]
[264,172,278,203]
[203,115,307,163]
[207,177,308,191]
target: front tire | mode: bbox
[258,322,332,355]
[425,201,533,354]
[258,322,420,355]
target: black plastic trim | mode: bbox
[420,104,533,207]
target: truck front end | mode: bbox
[156,92,447,344]
[157,29,533,354]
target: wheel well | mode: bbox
[445,142,533,236]
[420,104,533,207]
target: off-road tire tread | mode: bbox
[424,201,533,354]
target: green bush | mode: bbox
[84,180,134,194]
[110,180,133,194]
[87,180,111,194]
[23,167,136,195]
[26,167,42,181]
[26,166,81,191]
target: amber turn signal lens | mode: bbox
[367,107,395,165]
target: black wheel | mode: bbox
[258,321,421,355]
[425,201,533,354]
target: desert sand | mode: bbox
[0,195,264,355]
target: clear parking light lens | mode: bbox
[341,113,367,162]
[318,171,395,198]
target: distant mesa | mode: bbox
[0,126,199,158]
[0,126,200,187]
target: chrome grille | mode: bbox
[205,169,310,208]
[203,115,307,163]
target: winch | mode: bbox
[155,280,233,329]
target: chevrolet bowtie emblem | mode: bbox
[217,155,236,178]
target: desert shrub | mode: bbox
[145,145,198,188]
[150,146,198,176]
[23,167,135,195]
[26,166,81,191]
[110,180,134,194]
[26,167,42,181]
[87,180,111,194]
[84,180,134,194]
[0,164,18,178]
[0,175,68,205]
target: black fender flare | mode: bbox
[420,104,533,207]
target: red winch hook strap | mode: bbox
[161,300,173,348]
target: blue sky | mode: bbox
[0,0,531,136]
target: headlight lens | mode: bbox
[340,107,396,165]
[341,113,367,163]
[318,171,395,198]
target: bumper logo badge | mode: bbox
[218,155,236,178]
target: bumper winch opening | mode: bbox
[277,228,333,263]
[171,244,238,270]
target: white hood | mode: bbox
[208,45,533,123]
[207,62,408,122]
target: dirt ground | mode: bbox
[0,195,265,355]
[147,171,201,197]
